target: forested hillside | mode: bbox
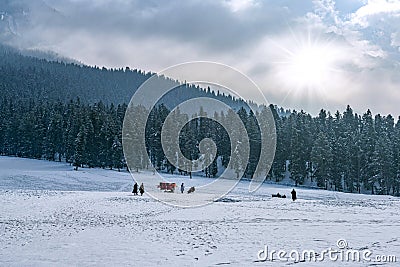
[0,44,248,109]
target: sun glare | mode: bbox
[266,30,349,112]
[288,45,334,88]
[271,33,341,95]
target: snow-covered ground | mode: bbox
[1,156,399,266]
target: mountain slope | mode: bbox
[0,44,248,109]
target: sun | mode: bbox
[271,34,341,93]
[266,30,350,112]
[288,45,334,88]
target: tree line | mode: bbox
[272,106,400,196]
[0,97,399,196]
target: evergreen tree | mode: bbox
[311,132,333,188]
[112,135,123,171]
[73,125,86,170]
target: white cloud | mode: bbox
[350,0,400,27]
[391,32,400,50]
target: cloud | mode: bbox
[223,0,260,12]
[350,0,400,27]
[27,0,296,53]
[391,32,400,50]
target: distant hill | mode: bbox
[0,43,252,110]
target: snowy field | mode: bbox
[1,156,399,266]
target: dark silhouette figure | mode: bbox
[291,189,297,201]
[181,183,185,194]
[132,183,138,195]
[139,183,145,196]
[187,186,195,194]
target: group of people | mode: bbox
[132,182,194,195]
[132,183,145,196]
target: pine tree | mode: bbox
[218,111,230,169]
[125,105,148,172]
[393,117,400,196]
[245,110,261,178]
[267,105,283,181]
[358,110,375,191]
[83,114,95,168]
[73,125,86,170]
[112,135,123,171]
[288,112,308,186]
[44,112,64,161]
[311,132,333,188]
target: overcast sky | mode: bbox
[3,0,400,115]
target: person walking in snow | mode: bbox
[132,183,138,195]
[139,183,145,196]
[180,183,185,194]
[291,189,297,201]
